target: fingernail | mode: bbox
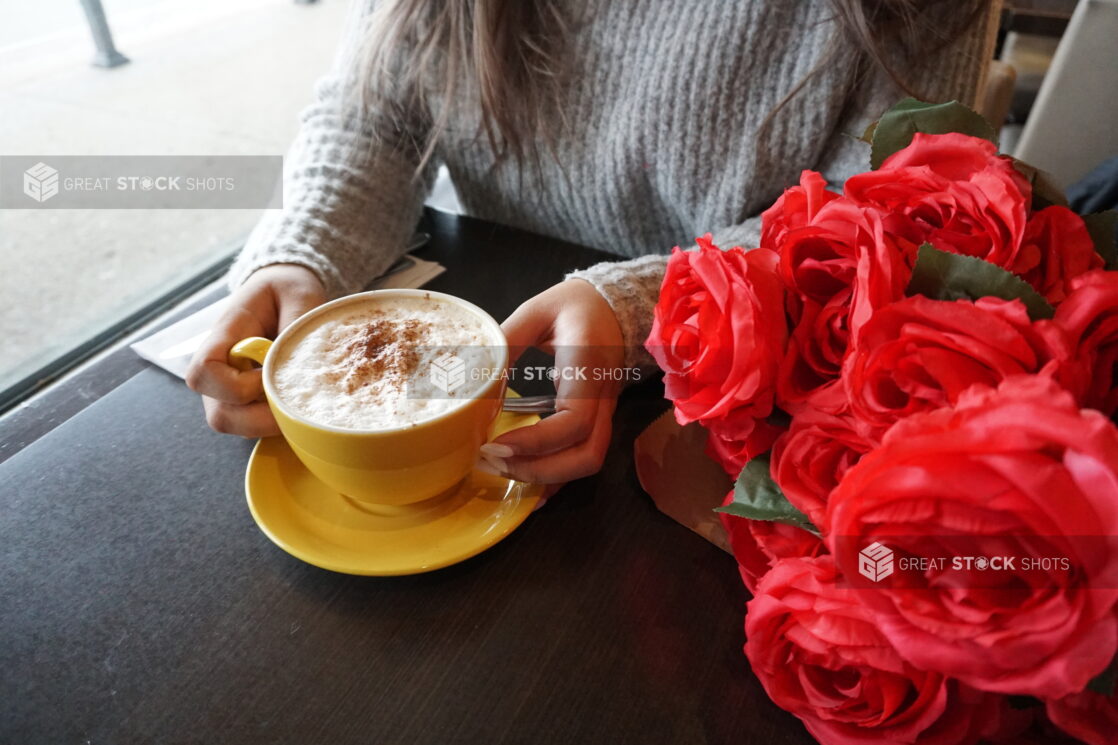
[476,456,506,477]
[480,443,515,459]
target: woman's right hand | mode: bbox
[186,264,328,437]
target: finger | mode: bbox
[202,397,280,438]
[488,341,610,457]
[500,300,555,363]
[276,289,325,333]
[493,397,615,484]
[186,306,269,404]
[487,402,598,457]
[552,340,612,402]
[501,400,614,483]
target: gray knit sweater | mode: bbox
[229,0,998,366]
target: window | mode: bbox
[0,0,346,401]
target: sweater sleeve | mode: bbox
[568,1,1001,373]
[227,0,438,298]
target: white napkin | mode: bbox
[131,254,445,379]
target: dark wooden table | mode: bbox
[0,210,815,745]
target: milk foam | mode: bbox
[273,295,499,430]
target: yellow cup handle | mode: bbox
[228,337,273,372]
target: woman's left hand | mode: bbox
[481,279,626,486]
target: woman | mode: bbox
[187,0,998,484]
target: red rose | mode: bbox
[760,169,841,251]
[770,405,874,529]
[1055,270,1118,415]
[1011,205,1103,304]
[827,376,1118,697]
[779,199,916,312]
[719,492,824,593]
[777,204,915,408]
[844,132,1030,268]
[703,407,784,477]
[746,556,1011,745]
[778,292,852,406]
[1045,684,1118,745]
[646,235,787,428]
[844,295,1073,437]
[776,200,861,306]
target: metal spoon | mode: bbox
[501,395,557,414]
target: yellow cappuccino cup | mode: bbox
[229,289,509,507]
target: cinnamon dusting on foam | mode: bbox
[330,314,427,394]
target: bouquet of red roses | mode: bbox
[646,99,1118,745]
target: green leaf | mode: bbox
[870,98,998,170]
[1083,210,1118,270]
[1088,652,1118,697]
[1011,158,1069,210]
[714,456,818,534]
[905,244,1055,320]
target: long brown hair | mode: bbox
[827,0,989,95]
[355,0,567,172]
[355,0,989,172]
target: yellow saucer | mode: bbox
[245,410,543,576]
